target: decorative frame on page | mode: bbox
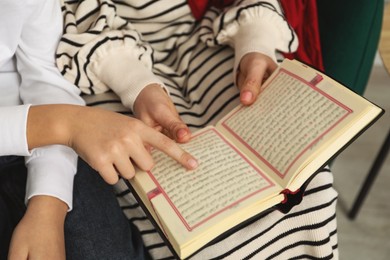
[221,69,353,179]
[146,128,275,231]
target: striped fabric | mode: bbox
[56,0,338,259]
[115,169,338,259]
[57,0,297,111]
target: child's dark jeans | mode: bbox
[0,156,148,260]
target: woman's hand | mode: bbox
[236,52,278,106]
[134,84,192,144]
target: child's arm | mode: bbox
[199,0,298,105]
[26,104,198,182]
[56,0,164,113]
[4,103,197,260]
[8,196,67,260]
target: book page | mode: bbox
[217,66,353,187]
[127,59,383,259]
[145,127,277,231]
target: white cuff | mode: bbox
[25,145,78,211]
[91,48,165,111]
[0,104,32,156]
[233,20,279,78]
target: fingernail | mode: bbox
[177,128,188,139]
[187,158,198,169]
[241,91,253,103]
[146,145,153,153]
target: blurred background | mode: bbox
[332,1,390,259]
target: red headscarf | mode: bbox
[187,0,324,71]
[188,0,235,20]
[280,0,324,71]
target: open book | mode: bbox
[125,59,384,259]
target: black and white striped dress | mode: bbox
[56,0,339,259]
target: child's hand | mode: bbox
[8,196,67,260]
[236,52,278,106]
[134,84,192,144]
[27,104,198,184]
[67,106,197,183]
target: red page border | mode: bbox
[221,68,353,179]
[147,128,275,231]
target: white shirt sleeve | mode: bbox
[0,105,31,156]
[4,0,85,210]
[25,145,78,210]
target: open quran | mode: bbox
[126,59,384,259]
